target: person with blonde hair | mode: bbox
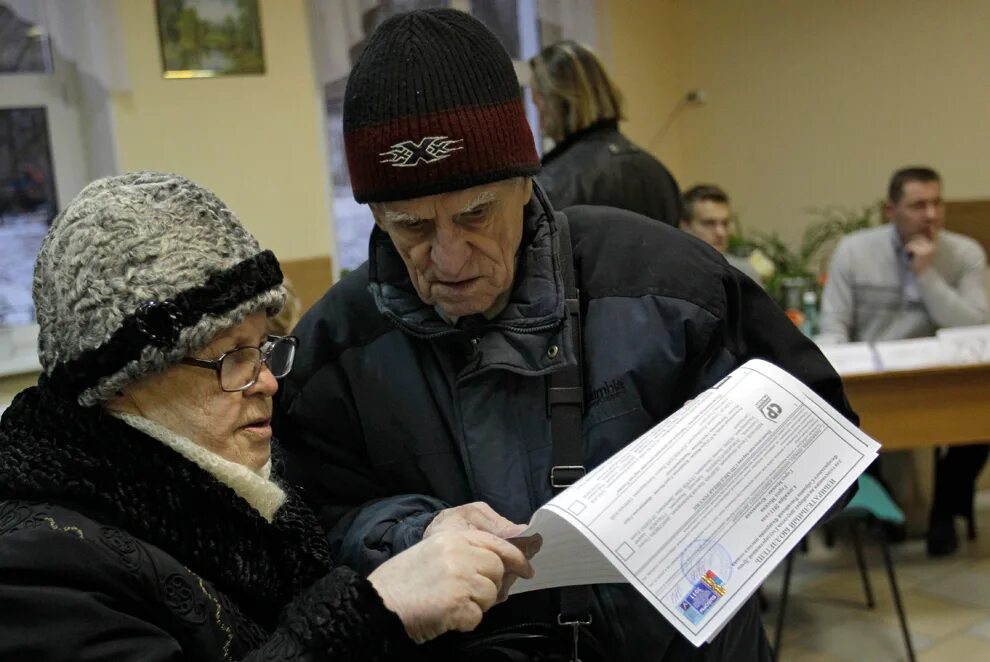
[529,40,682,225]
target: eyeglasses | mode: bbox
[181,335,298,392]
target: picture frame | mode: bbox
[155,0,265,79]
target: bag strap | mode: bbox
[548,213,586,493]
[543,204,593,662]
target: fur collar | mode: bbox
[0,384,331,628]
[112,412,286,522]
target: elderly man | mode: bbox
[276,8,854,661]
[820,166,989,556]
[679,184,763,284]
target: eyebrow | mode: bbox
[459,191,497,214]
[377,191,499,225]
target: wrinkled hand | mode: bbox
[425,502,541,599]
[905,236,936,274]
[424,502,527,540]
[368,529,535,643]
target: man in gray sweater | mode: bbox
[820,166,988,555]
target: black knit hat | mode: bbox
[343,8,541,203]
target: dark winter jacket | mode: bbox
[0,384,413,661]
[538,119,682,225]
[275,190,855,660]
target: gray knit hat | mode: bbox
[34,171,285,407]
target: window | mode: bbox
[0,2,99,378]
[0,106,57,326]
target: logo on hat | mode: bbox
[379,136,464,168]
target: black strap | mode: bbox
[547,210,585,494]
[541,196,593,659]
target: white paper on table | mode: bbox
[872,337,943,371]
[815,342,878,375]
[509,359,879,647]
[936,325,990,365]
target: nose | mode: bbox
[430,227,471,277]
[247,364,279,397]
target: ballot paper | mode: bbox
[872,337,943,371]
[815,342,879,375]
[508,359,879,647]
[936,325,990,365]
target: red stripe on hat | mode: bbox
[345,98,540,203]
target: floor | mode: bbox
[762,490,990,661]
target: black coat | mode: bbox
[275,192,853,661]
[0,385,413,661]
[537,120,682,225]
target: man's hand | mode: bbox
[368,529,535,643]
[424,502,527,540]
[905,236,936,274]
[424,502,541,603]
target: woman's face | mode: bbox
[113,311,277,472]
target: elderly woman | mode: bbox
[0,172,533,660]
[529,40,682,226]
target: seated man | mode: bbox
[679,184,763,284]
[276,8,856,661]
[820,165,989,555]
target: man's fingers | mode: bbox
[465,502,527,537]
[469,530,535,579]
[451,600,486,633]
[508,533,543,560]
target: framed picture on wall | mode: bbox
[155,0,265,79]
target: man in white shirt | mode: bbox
[820,166,989,555]
[679,184,763,285]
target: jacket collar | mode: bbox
[540,118,620,166]
[366,186,575,377]
[0,384,332,628]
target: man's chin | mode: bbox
[437,301,488,319]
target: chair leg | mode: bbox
[823,522,836,548]
[879,533,916,662]
[850,521,875,608]
[774,552,795,661]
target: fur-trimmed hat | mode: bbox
[33,171,284,407]
[343,8,541,203]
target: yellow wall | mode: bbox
[112,0,334,263]
[603,0,990,241]
[599,0,685,178]
[0,373,35,407]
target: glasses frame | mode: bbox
[181,334,298,393]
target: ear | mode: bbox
[882,200,894,222]
[522,177,534,199]
[105,388,138,416]
[369,203,388,232]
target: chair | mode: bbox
[773,474,916,662]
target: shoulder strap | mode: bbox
[544,208,593,661]
[548,212,586,493]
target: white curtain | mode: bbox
[5,0,128,92]
[306,0,598,91]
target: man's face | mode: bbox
[680,200,732,253]
[886,179,945,244]
[372,178,533,318]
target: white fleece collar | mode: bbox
[112,412,286,522]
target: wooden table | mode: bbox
[841,363,990,451]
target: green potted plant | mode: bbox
[730,202,881,311]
